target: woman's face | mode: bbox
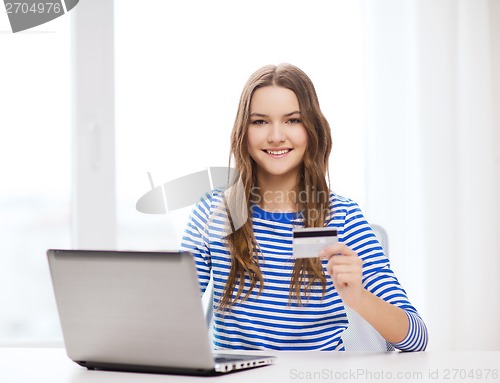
[247,86,308,183]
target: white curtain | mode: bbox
[363,0,500,351]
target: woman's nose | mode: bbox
[267,124,286,143]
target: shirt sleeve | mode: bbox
[179,192,213,295]
[341,201,429,352]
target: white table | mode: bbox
[1,347,499,383]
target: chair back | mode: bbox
[340,224,394,351]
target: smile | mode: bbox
[264,149,291,155]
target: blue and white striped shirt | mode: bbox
[180,190,428,351]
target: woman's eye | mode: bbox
[250,119,267,125]
[287,118,302,124]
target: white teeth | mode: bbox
[266,149,290,155]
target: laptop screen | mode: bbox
[47,250,215,370]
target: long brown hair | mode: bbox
[220,63,333,310]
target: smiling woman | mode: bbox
[180,63,428,351]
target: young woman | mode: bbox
[181,63,428,351]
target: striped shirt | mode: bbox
[180,190,428,351]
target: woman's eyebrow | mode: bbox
[249,111,301,117]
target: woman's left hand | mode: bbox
[320,243,364,309]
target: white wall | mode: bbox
[363,0,500,351]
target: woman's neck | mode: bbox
[253,172,300,212]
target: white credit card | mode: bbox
[292,227,338,258]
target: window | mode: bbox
[0,15,70,343]
[114,0,366,250]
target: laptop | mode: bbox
[47,249,276,375]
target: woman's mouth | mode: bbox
[263,148,292,157]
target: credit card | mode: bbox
[292,227,338,258]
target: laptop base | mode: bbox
[77,359,270,376]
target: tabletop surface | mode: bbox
[1,347,499,383]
